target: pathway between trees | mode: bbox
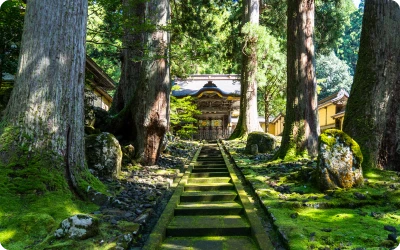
[143,142,273,249]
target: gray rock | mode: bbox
[245,132,277,154]
[388,233,398,242]
[354,192,367,200]
[54,214,99,240]
[250,144,259,155]
[384,225,397,233]
[86,132,122,178]
[317,129,364,191]
[87,189,110,206]
[134,209,153,224]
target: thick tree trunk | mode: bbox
[111,0,170,165]
[109,0,145,117]
[230,0,262,139]
[276,0,319,160]
[343,0,400,171]
[0,0,90,196]
[136,0,170,165]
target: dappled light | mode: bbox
[1,0,399,249]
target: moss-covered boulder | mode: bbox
[122,144,135,165]
[85,132,122,178]
[54,214,99,240]
[245,132,277,154]
[317,129,364,191]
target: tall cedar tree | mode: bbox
[230,0,262,138]
[0,0,92,196]
[343,0,400,171]
[276,0,320,159]
[109,0,170,165]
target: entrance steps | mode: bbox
[143,143,273,250]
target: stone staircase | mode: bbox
[144,143,273,250]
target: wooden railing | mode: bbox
[193,129,231,140]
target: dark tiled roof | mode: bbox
[318,89,349,107]
[172,74,241,97]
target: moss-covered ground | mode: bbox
[223,139,400,249]
[0,139,199,249]
[0,191,99,249]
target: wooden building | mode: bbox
[173,74,241,140]
[85,56,115,111]
[1,56,115,113]
[268,113,285,136]
[318,89,348,131]
[268,89,349,136]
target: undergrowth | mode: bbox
[224,139,400,249]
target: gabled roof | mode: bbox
[172,74,241,97]
[85,56,116,90]
[318,89,349,108]
[271,113,285,123]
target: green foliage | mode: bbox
[335,0,364,75]
[170,86,201,139]
[0,0,24,77]
[260,0,287,49]
[261,0,356,54]
[170,0,241,77]
[316,51,353,99]
[86,0,122,83]
[254,25,286,120]
[315,0,355,54]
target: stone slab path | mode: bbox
[143,143,273,250]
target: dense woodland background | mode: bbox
[0,0,399,248]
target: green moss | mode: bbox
[320,129,363,165]
[0,124,109,249]
[224,140,400,249]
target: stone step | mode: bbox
[180,190,237,202]
[175,201,243,215]
[187,177,231,184]
[198,155,222,158]
[192,168,228,173]
[160,236,259,250]
[197,155,224,159]
[184,183,235,191]
[190,172,230,178]
[166,215,251,237]
[193,164,227,168]
[196,157,225,164]
[195,161,225,166]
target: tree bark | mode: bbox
[134,0,170,165]
[230,0,262,139]
[0,0,90,196]
[109,0,170,165]
[109,0,145,117]
[276,0,319,159]
[343,0,400,171]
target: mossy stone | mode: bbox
[54,214,99,240]
[317,129,364,191]
[245,132,277,154]
[85,132,122,178]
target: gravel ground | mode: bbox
[92,140,200,249]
